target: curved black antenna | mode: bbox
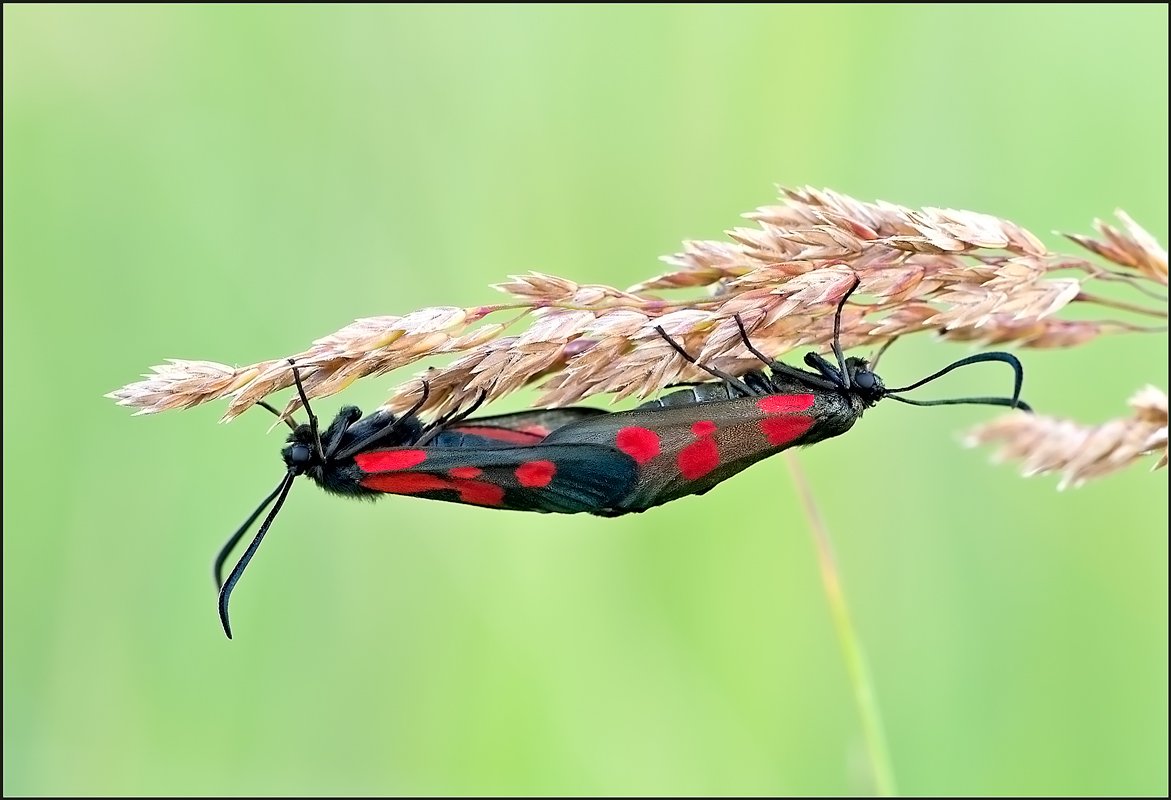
[217,469,297,639]
[213,478,288,590]
[886,351,1025,409]
[887,394,1032,412]
[655,325,755,397]
[287,359,324,460]
[257,401,297,431]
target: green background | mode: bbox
[4,5,1167,795]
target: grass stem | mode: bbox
[786,452,896,796]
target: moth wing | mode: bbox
[354,443,638,514]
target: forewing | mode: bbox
[353,443,637,514]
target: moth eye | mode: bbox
[289,444,312,464]
[854,371,876,391]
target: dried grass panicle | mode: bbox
[966,387,1169,489]
[108,187,1166,423]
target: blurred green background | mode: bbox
[4,5,1167,796]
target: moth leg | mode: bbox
[287,359,326,461]
[416,389,489,446]
[256,401,297,431]
[654,326,755,397]
[730,315,840,393]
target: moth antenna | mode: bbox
[887,394,1033,412]
[217,470,297,639]
[257,401,297,431]
[287,359,325,461]
[654,325,755,397]
[886,351,1027,410]
[213,478,288,590]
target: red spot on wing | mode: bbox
[615,427,660,464]
[760,415,815,445]
[757,394,815,414]
[361,471,505,506]
[362,472,447,494]
[448,466,483,479]
[456,481,507,507]
[677,437,720,480]
[354,449,426,473]
[691,420,717,436]
[515,460,556,487]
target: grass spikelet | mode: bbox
[106,360,256,415]
[965,387,1169,488]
